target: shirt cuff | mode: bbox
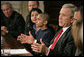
[34,40,37,43]
[45,48,50,56]
[46,44,52,56]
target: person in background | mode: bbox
[25,8,42,38]
[25,1,55,36]
[28,1,40,12]
[25,1,40,35]
[73,6,83,25]
[72,6,83,56]
[1,2,25,38]
[31,3,77,56]
[72,20,83,56]
[17,8,42,55]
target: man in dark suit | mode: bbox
[1,2,25,38]
[31,3,77,56]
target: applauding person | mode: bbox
[17,13,54,55]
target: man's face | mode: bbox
[59,8,72,27]
[1,4,13,18]
[28,1,39,12]
[36,15,44,27]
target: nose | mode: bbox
[59,15,62,20]
[4,10,8,14]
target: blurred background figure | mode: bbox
[1,2,25,38]
[73,6,83,25]
[28,1,39,12]
[18,8,42,56]
[25,1,40,34]
[72,6,83,56]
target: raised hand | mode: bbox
[17,31,35,44]
[31,39,48,54]
[1,26,8,36]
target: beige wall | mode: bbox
[1,1,44,22]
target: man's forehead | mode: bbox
[60,8,71,14]
[2,4,8,7]
[2,4,11,9]
[2,5,10,9]
[61,8,71,11]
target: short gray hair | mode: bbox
[62,3,77,19]
[1,2,13,9]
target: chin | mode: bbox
[32,21,36,23]
[59,23,63,27]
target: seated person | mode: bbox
[25,8,42,37]
[72,20,83,56]
[72,6,83,56]
[35,13,55,46]
[1,2,25,38]
[17,13,54,55]
[73,6,83,25]
[23,8,43,55]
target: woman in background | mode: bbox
[72,6,83,56]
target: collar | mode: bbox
[62,26,70,32]
[33,24,40,31]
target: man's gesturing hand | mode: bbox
[31,39,49,54]
[17,31,35,44]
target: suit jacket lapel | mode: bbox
[50,29,62,44]
[50,27,71,47]
[55,27,71,46]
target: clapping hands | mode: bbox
[17,31,35,44]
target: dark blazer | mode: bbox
[48,27,76,56]
[1,11,25,38]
